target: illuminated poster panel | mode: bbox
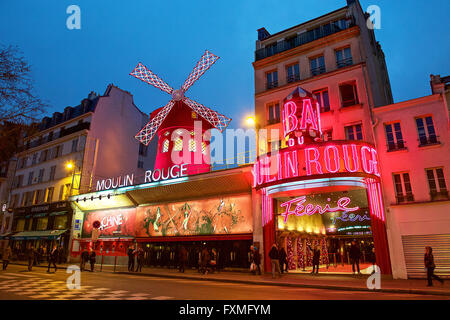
[82,208,136,238]
[135,194,253,237]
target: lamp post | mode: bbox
[65,161,81,197]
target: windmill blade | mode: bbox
[184,97,231,132]
[135,100,175,145]
[181,50,219,92]
[130,63,174,95]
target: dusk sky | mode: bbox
[1,0,449,129]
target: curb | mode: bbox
[115,271,450,297]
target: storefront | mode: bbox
[9,201,72,261]
[70,166,255,269]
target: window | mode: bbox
[267,102,281,125]
[426,168,448,200]
[15,175,24,188]
[310,56,325,76]
[345,124,363,141]
[49,166,56,181]
[39,150,48,163]
[32,153,38,165]
[36,217,48,231]
[45,187,54,203]
[27,171,34,186]
[137,160,144,168]
[71,139,78,153]
[34,190,44,205]
[340,82,359,107]
[335,47,353,68]
[162,139,169,153]
[38,168,45,183]
[313,89,330,112]
[416,116,438,146]
[266,70,278,90]
[322,129,333,142]
[54,145,63,159]
[385,122,405,151]
[54,215,68,230]
[393,172,414,204]
[286,64,300,83]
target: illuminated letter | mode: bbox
[284,150,298,178]
[371,148,380,177]
[361,146,373,174]
[180,163,188,177]
[343,144,359,173]
[300,99,318,131]
[161,167,170,180]
[127,174,134,186]
[170,165,180,178]
[145,170,152,183]
[152,169,161,182]
[96,180,105,191]
[283,101,298,136]
[305,148,323,175]
[324,145,340,173]
[104,179,112,190]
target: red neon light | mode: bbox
[280,196,360,223]
[343,144,359,172]
[283,101,298,137]
[300,99,318,131]
[324,145,340,173]
[305,147,323,175]
[361,146,373,174]
[284,150,298,179]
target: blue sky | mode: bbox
[1,0,449,130]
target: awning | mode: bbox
[11,230,68,240]
[0,232,15,240]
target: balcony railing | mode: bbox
[430,190,449,201]
[387,141,406,152]
[266,81,278,90]
[396,193,414,204]
[286,74,301,83]
[336,57,353,69]
[311,66,326,77]
[418,135,440,147]
[255,19,352,61]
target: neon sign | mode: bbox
[330,211,371,225]
[99,214,123,231]
[280,196,360,223]
[252,142,380,188]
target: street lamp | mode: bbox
[65,161,80,197]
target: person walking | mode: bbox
[200,247,210,274]
[80,248,89,272]
[253,246,262,275]
[27,245,36,271]
[47,246,58,273]
[349,241,361,274]
[135,247,145,272]
[127,245,135,272]
[210,248,217,274]
[2,246,12,270]
[269,244,281,279]
[279,246,288,273]
[89,250,96,272]
[425,246,444,287]
[178,246,188,273]
[369,247,377,274]
[307,244,321,274]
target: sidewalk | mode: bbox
[10,262,450,297]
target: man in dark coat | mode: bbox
[307,245,321,274]
[200,247,210,274]
[135,247,145,272]
[89,250,96,272]
[178,246,188,273]
[425,246,444,286]
[278,247,288,273]
[349,241,361,274]
[253,246,262,275]
[127,245,135,272]
[269,244,281,278]
[80,248,89,271]
[47,246,58,273]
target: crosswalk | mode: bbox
[0,272,174,300]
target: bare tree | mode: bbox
[0,44,47,125]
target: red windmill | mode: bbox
[130,50,231,174]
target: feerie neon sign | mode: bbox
[252,142,380,188]
[280,196,359,223]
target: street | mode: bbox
[0,265,448,300]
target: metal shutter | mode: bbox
[401,234,450,278]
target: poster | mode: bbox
[82,207,136,238]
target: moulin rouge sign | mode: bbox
[253,87,380,188]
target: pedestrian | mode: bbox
[278,246,288,273]
[2,245,12,270]
[425,246,444,287]
[200,246,210,274]
[349,241,361,275]
[127,245,135,272]
[47,246,58,273]
[57,246,64,264]
[178,246,188,273]
[27,245,35,271]
[80,247,89,272]
[210,248,217,274]
[253,246,262,275]
[269,243,281,278]
[369,247,377,274]
[308,244,321,274]
[136,246,145,272]
[89,250,96,272]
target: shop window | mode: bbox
[16,219,25,232]
[416,116,438,146]
[313,89,330,112]
[340,82,359,107]
[393,172,414,204]
[267,102,280,125]
[36,217,48,231]
[426,168,448,201]
[385,122,405,151]
[345,124,363,141]
[54,215,68,230]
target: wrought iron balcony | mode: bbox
[311,66,326,77]
[336,57,353,69]
[396,193,414,204]
[286,73,301,83]
[430,190,449,201]
[387,141,406,152]
[418,135,440,147]
[266,80,278,90]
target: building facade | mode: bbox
[6,84,155,259]
[373,76,450,279]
